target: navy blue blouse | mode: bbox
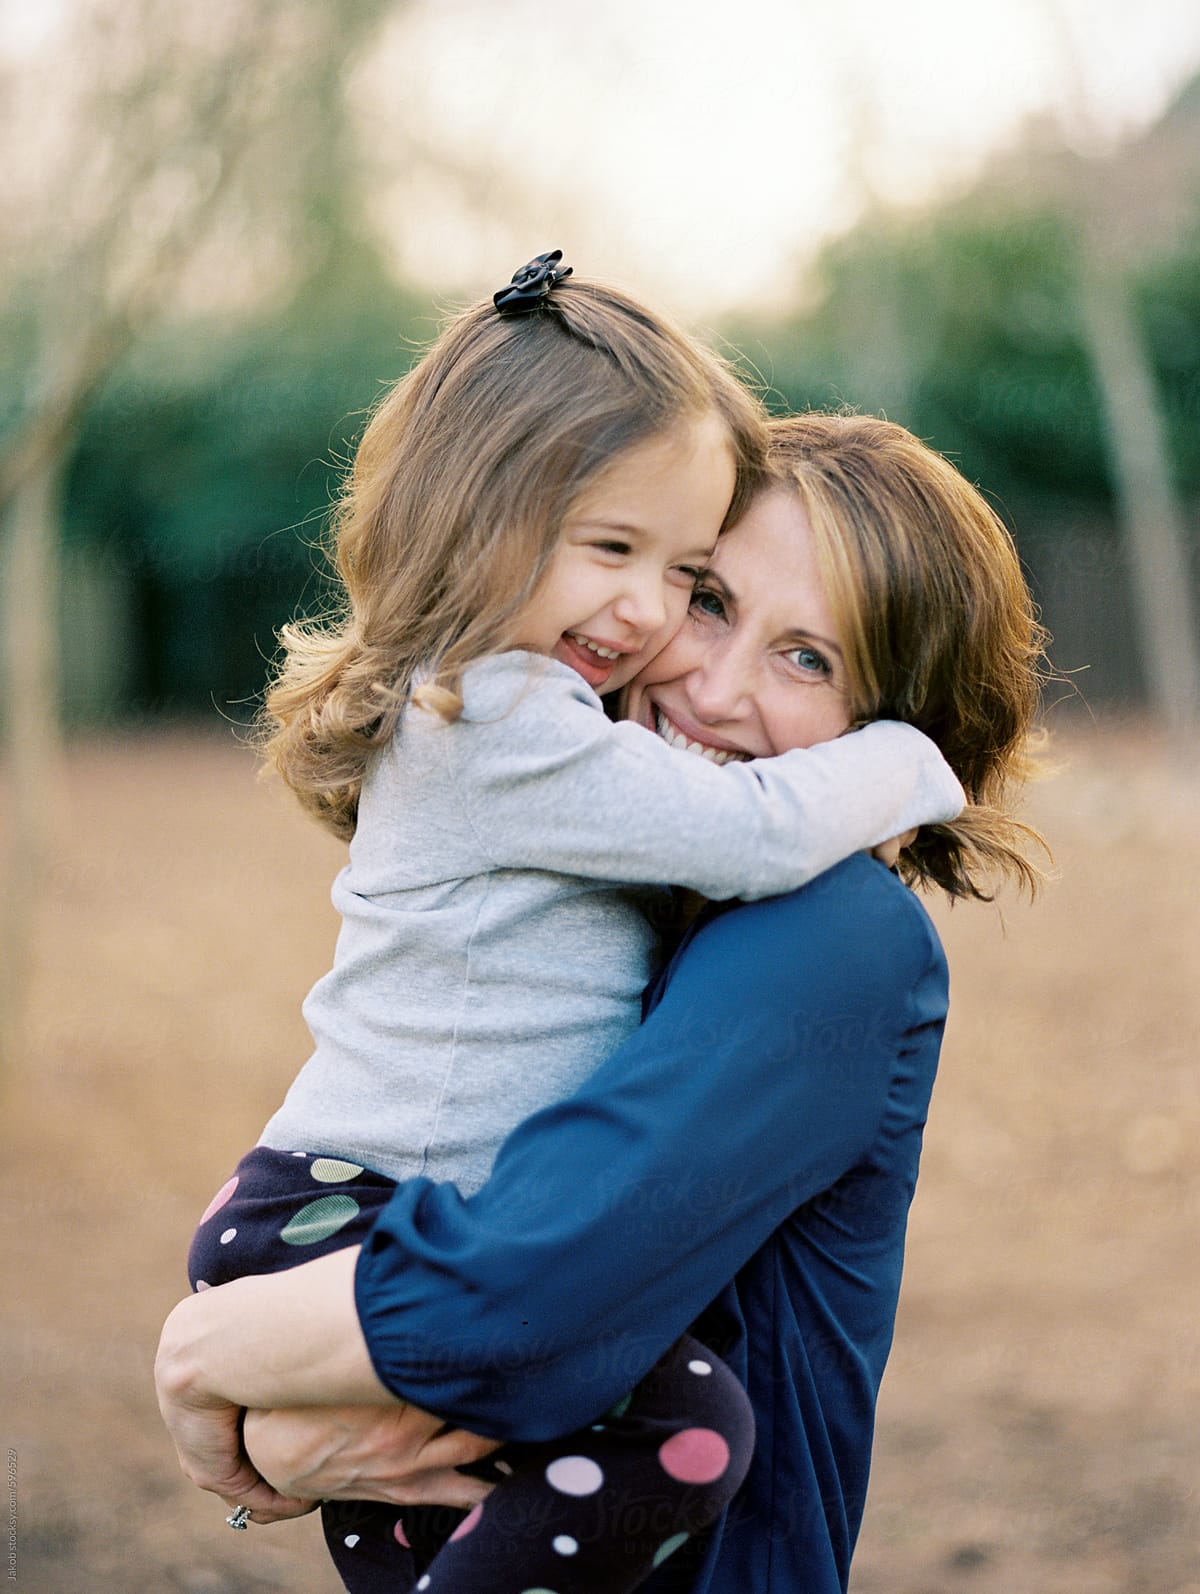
[356,854,949,1593]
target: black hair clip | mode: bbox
[493,249,573,314]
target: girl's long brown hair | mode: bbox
[767,413,1051,900]
[260,277,767,839]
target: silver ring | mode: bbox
[226,1504,252,1530]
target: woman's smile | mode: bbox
[650,703,750,764]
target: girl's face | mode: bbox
[623,487,854,758]
[510,412,737,694]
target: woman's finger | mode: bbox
[416,1425,502,1473]
[318,1465,495,1509]
[217,1490,320,1527]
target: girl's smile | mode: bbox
[510,412,737,693]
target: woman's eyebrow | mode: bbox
[781,625,843,660]
[700,570,735,600]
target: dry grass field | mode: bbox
[2,721,1198,1593]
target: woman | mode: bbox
[157,412,1048,1593]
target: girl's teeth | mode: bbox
[654,710,743,766]
[569,634,620,660]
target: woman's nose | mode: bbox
[685,647,753,722]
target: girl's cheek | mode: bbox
[610,617,689,694]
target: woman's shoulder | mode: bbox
[696,855,947,992]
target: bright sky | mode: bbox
[361,0,1200,316]
[4,0,1200,319]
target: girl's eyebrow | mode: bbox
[572,518,645,536]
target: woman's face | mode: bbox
[623,487,854,758]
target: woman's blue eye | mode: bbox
[785,645,831,677]
[689,585,726,620]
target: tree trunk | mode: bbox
[1074,246,1200,740]
[1,452,66,1073]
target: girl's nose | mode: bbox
[613,574,668,639]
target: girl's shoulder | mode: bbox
[383,652,611,790]
[457,651,603,722]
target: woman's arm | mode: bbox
[353,855,947,1435]
[155,1249,498,1517]
[158,856,946,1499]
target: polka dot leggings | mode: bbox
[189,1148,755,1594]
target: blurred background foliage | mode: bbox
[11,76,1198,724]
[63,254,425,719]
[1,2,1198,729]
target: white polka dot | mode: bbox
[493,1459,514,1476]
[219,1227,237,1245]
[343,1534,360,1548]
[553,1534,579,1556]
[688,1359,713,1375]
[417,1578,431,1591]
[291,1151,307,1157]
[195,1280,211,1291]
[591,1423,605,1431]
[545,1455,604,1496]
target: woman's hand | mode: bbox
[244,1404,500,1509]
[155,1254,499,1526]
[155,1308,318,1525]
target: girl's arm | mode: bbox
[448,654,961,901]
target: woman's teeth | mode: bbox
[655,710,745,765]
[568,633,622,660]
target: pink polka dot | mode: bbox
[200,1176,238,1224]
[392,1518,410,1548]
[657,1428,730,1485]
[450,1502,483,1540]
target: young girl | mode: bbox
[186,253,964,1594]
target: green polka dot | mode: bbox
[280,1194,360,1246]
[605,1392,633,1419]
[653,1533,690,1567]
[309,1157,365,1183]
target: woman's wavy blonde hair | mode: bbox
[260,277,767,839]
[767,413,1051,900]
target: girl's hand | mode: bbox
[872,827,918,868]
[244,1404,500,1510]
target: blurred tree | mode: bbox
[0,0,401,1072]
[1047,2,1200,742]
[730,64,1200,728]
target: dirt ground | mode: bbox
[2,721,1198,1593]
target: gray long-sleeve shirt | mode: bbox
[259,653,962,1192]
